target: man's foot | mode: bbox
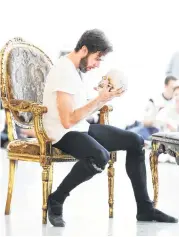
[137,208,178,223]
[48,194,65,227]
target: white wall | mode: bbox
[1,0,179,127]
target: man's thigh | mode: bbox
[53,131,109,161]
[88,124,144,152]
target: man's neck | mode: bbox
[67,51,81,69]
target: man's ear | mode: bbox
[81,46,88,57]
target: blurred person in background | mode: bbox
[126,76,178,143]
[156,83,179,163]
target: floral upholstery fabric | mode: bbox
[7,47,52,123]
[7,138,75,161]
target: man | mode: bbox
[155,83,179,163]
[127,76,178,141]
[156,83,179,132]
[43,29,178,227]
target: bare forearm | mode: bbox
[70,96,104,126]
[57,86,122,129]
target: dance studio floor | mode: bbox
[0,148,179,236]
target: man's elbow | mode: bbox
[62,122,71,129]
[61,113,75,129]
[62,119,74,129]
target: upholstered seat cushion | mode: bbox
[152,132,179,142]
[7,138,75,160]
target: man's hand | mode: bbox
[143,120,154,127]
[95,85,125,103]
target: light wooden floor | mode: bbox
[0,148,179,236]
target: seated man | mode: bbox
[126,76,178,141]
[43,29,178,227]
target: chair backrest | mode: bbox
[0,38,53,129]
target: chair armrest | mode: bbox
[99,105,113,113]
[2,98,52,165]
[2,98,47,115]
[99,105,113,125]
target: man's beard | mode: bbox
[79,56,88,73]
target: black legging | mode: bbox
[52,124,152,212]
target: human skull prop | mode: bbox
[97,69,128,91]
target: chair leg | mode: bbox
[108,158,115,218]
[5,160,17,215]
[149,149,159,207]
[42,165,51,224]
[48,164,53,196]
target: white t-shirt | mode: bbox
[143,93,172,125]
[156,102,179,132]
[42,56,90,144]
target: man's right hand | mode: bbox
[97,85,125,103]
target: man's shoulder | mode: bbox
[55,56,74,69]
[151,93,169,104]
[46,57,78,82]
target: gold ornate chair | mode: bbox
[150,132,179,207]
[0,38,117,224]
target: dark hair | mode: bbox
[164,76,177,85]
[74,29,113,55]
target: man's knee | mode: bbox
[95,148,110,167]
[86,148,110,174]
[137,134,145,146]
[127,132,145,159]
[127,132,145,161]
[130,132,144,147]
